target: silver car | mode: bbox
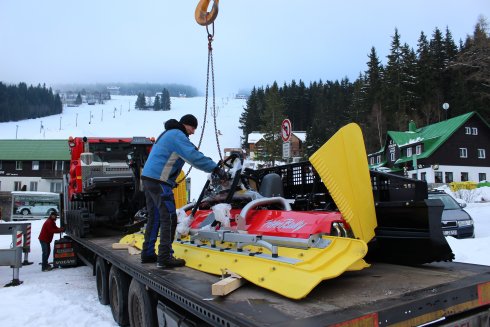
[428,191,475,239]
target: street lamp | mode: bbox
[442,103,449,120]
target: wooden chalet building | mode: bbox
[247,131,306,161]
[368,111,489,184]
[0,140,70,193]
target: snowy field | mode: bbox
[0,95,245,200]
[0,96,489,326]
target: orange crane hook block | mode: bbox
[195,0,219,26]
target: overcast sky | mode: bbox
[1,0,489,96]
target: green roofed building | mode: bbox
[0,139,70,193]
[368,112,489,185]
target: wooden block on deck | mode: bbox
[112,243,130,249]
[212,275,246,296]
[127,246,141,255]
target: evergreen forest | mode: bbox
[239,18,490,161]
[135,88,171,110]
[0,82,62,122]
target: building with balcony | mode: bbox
[0,139,70,193]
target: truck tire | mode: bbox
[21,209,30,216]
[109,266,130,326]
[95,256,110,305]
[128,279,157,327]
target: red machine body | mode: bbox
[189,209,347,239]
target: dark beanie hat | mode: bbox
[179,114,198,128]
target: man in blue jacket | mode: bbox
[141,114,226,268]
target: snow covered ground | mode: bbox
[0,96,489,326]
[0,95,245,200]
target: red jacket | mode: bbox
[38,217,63,243]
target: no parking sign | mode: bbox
[281,119,292,142]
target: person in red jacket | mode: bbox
[38,212,64,271]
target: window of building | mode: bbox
[421,172,426,181]
[14,181,22,191]
[30,181,38,191]
[478,149,486,159]
[390,152,395,161]
[472,127,478,135]
[53,161,64,171]
[461,172,469,182]
[479,173,487,182]
[369,157,374,165]
[412,173,417,179]
[16,161,23,170]
[445,172,453,183]
[50,182,62,193]
[376,155,381,164]
[435,172,443,183]
[32,161,40,170]
[459,148,468,158]
[416,145,422,155]
[465,127,471,134]
[406,147,412,157]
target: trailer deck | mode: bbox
[73,233,490,326]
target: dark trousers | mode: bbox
[40,240,51,270]
[142,179,177,262]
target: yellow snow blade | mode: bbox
[119,232,369,299]
[173,236,368,299]
[309,123,377,243]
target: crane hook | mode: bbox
[195,0,219,26]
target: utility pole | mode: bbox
[15,125,19,139]
[59,116,62,130]
[75,114,78,127]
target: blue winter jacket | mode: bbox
[142,119,217,187]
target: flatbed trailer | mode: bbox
[70,231,490,327]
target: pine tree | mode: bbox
[384,28,404,128]
[161,88,171,111]
[239,87,264,148]
[260,82,284,165]
[135,93,146,109]
[450,16,490,121]
[75,93,82,105]
[153,95,161,111]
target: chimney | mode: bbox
[408,120,416,132]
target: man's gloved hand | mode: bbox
[213,166,229,181]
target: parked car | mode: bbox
[16,203,59,216]
[428,191,475,239]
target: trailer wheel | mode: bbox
[95,256,110,305]
[128,279,157,327]
[109,266,130,326]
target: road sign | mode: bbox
[282,142,291,158]
[281,119,292,142]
